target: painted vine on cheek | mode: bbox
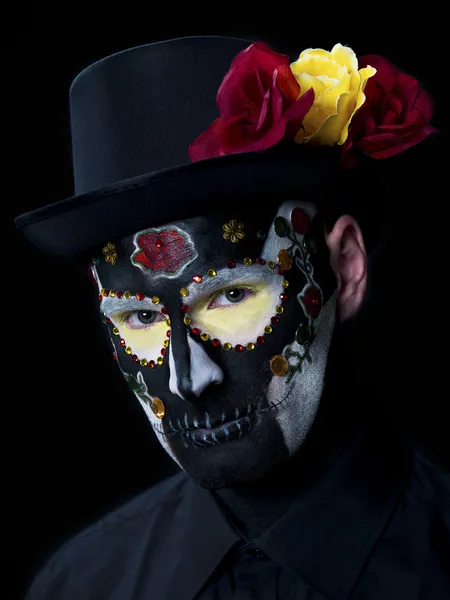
[273,207,323,384]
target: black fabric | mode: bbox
[23,422,450,599]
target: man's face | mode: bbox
[92,200,338,489]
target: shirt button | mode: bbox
[252,548,266,559]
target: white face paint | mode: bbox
[261,200,337,456]
[131,372,182,468]
[168,336,224,400]
[266,290,337,455]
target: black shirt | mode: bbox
[24,423,450,599]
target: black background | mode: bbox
[8,17,448,600]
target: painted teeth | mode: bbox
[182,405,252,431]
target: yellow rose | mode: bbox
[290,44,376,146]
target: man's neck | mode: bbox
[212,446,320,540]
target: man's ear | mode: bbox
[324,215,367,322]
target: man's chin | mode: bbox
[170,417,291,490]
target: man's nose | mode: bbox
[168,333,224,401]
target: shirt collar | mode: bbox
[169,421,411,600]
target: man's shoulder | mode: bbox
[25,470,189,599]
[85,469,188,532]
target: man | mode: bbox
[16,36,448,599]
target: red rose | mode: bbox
[301,286,322,318]
[342,55,438,165]
[291,207,311,234]
[132,229,195,273]
[188,42,314,161]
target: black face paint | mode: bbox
[93,201,338,489]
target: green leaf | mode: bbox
[304,235,318,254]
[124,373,140,393]
[296,323,310,345]
[274,216,290,237]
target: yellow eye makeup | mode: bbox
[100,289,171,366]
[111,310,168,361]
[189,281,280,343]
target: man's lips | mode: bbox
[184,403,254,431]
[182,408,261,448]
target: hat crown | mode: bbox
[69,36,253,195]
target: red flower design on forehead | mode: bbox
[131,228,196,275]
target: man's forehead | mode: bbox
[93,200,319,295]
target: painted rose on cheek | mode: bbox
[132,227,197,276]
[301,286,322,318]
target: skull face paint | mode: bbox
[92,201,338,489]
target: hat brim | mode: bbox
[15,144,345,259]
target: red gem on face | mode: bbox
[235,344,244,353]
[193,275,202,283]
[227,260,236,268]
[256,258,265,265]
[105,317,111,323]
[191,328,201,335]
[181,304,189,313]
[212,338,221,347]
[131,354,139,362]
[103,289,110,297]
[135,292,145,301]
[148,360,156,368]
[161,348,166,356]
[116,291,124,299]
[161,306,168,315]
[280,293,288,301]
[271,316,280,325]
[119,339,126,346]
[166,330,171,338]
[257,336,265,344]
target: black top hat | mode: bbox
[14,35,384,259]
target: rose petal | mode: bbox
[257,84,272,131]
[358,54,399,92]
[283,87,315,137]
[188,115,245,161]
[292,71,327,99]
[217,42,291,119]
[292,54,348,80]
[413,87,436,122]
[316,89,357,146]
[330,43,358,74]
[362,128,432,158]
[270,69,284,124]
[277,63,300,102]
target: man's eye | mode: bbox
[125,310,161,329]
[208,287,255,309]
[225,288,245,303]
